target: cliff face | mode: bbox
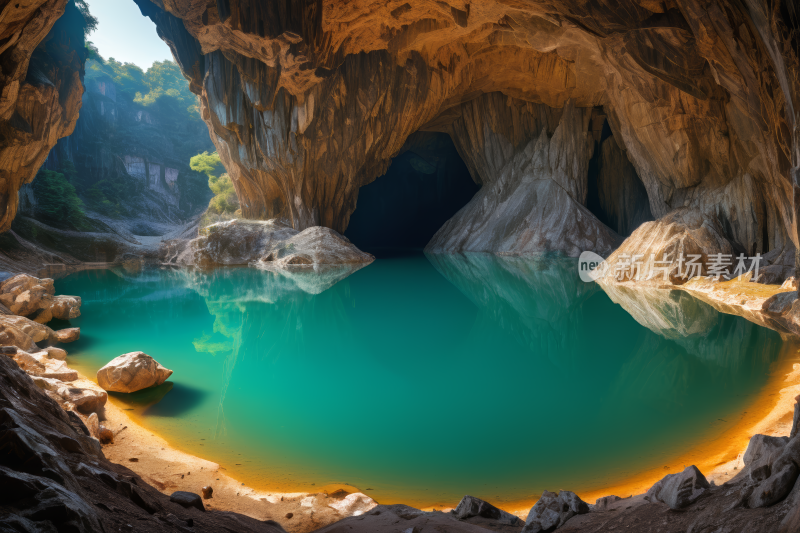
[135,0,799,259]
[22,63,214,228]
[0,0,85,233]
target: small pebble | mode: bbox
[285,513,293,519]
[128,458,138,463]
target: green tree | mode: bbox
[191,151,239,226]
[32,170,89,230]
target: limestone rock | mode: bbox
[96,351,173,393]
[172,218,374,269]
[326,493,376,517]
[0,1,85,234]
[524,490,590,532]
[453,495,523,526]
[54,327,80,343]
[599,209,734,285]
[44,346,67,360]
[259,227,374,268]
[645,465,710,509]
[426,97,620,256]
[183,219,299,266]
[133,0,799,264]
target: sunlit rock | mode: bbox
[166,218,373,270]
[135,0,798,261]
[96,351,173,393]
[645,465,710,510]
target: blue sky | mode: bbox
[87,1,174,70]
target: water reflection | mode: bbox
[54,254,785,505]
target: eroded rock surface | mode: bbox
[0,0,86,232]
[132,0,799,261]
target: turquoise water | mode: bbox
[54,253,785,507]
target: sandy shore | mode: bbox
[92,385,376,533]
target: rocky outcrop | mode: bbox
[426,97,620,256]
[0,273,80,322]
[0,0,86,233]
[163,218,374,269]
[131,0,799,262]
[0,353,286,533]
[96,351,174,393]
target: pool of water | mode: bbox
[54,253,784,507]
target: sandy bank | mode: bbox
[92,382,376,533]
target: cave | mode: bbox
[344,132,479,255]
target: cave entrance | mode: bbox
[344,132,479,256]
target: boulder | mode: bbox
[0,275,81,322]
[170,491,205,512]
[54,327,80,343]
[259,227,375,268]
[48,295,82,321]
[452,495,523,526]
[96,352,173,393]
[44,346,67,360]
[11,350,77,381]
[326,493,376,517]
[645,465,710,509]
[524,490,590,532]
[744,434,790,467]
[594,495,625,511]
[748,463,799,508]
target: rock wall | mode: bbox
[132,0,800,259]
[0,0,85,233]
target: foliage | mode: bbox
[31,170,90,231]
[85,41,103,63]
[74,0,98,37]
[191,151,240,226]
[86,56,200,119]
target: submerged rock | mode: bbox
[96,351,173,393]
[645,465,710,509]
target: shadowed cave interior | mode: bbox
[344,132,480,255]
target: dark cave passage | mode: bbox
[585,119,654,237]
[344,132,479,255]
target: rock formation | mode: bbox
[96,351,174,393]
[128,0,799,262]
[0,0,86,233]
[162,218,375,269]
